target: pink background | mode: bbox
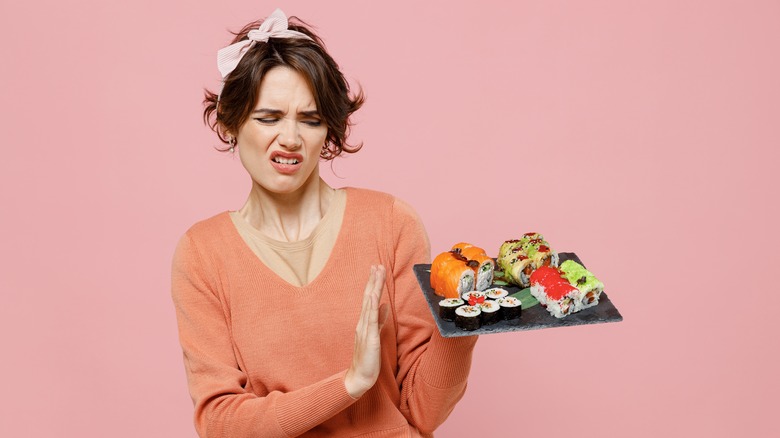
[1,0,778,436]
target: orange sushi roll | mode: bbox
[451,242,475,253]
[437,259,476,298]
[430,250,475,298]
[430,250,460,291]
[452,244,495,292]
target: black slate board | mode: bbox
[414,252,623,337]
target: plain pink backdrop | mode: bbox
[1,0,778,436]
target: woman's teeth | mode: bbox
[273,157,299,164]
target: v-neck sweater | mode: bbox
[171,187,478,438]
[228,188,347,287]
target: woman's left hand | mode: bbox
[344,265,389,398]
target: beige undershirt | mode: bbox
[229,189,347,287]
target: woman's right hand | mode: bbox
[344,265,388,399]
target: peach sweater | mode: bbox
[171,188,478,437]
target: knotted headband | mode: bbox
[217,8,314,79]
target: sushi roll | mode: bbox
[497,296,522,320]
[559,260,604,311]
[430,250,466,292]
[483,287,509,301]
[452,243,495,292]
[438,298,465,321]
[528,266,566,305]
[430,251,456,291]
[530,266,582,318]
[539,282,579,318]
[463,249,495,292]
[451,242,475,252]
[478,300,501,325]
[462,291,486,306]
[430,250,475,299]
[502,252,534,287]
[438,264,475,299]
[498,234,560,288]
[498,239,522,261]
[523,241,559,270]
[518,232,544,247]
[497,241,521,278]
[454,305,481,331]
[519,234,558,269]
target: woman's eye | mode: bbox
[255,118,278,124]
[303,120,322,127]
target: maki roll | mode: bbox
[483,287,509,301]
[454,305,481,331]
[478,300,501,325]
[438,265,475,299]
[497,239,521,261]
[431,250,466,291]
[430,251,457,291]
[559,260,604,311]
[530,266,582,318]
[499,249,534,287]
[452,243,495,292]
[451,242,475,252]
[497,296,522,320]
[497,240,523,284]
[430,250,476,299]
[522,240,559,270]
[539,282,579,318]
[528,266,566,305]
[519,232,543,244]
[462,291,486,306]
[438,298,465,321]
[497,234,559,287]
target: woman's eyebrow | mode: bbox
[251,108,319,116]
[252,108,283,115]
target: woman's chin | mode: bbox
[247,162,321,196]
[254,177,319,196]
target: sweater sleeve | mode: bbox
[388,199,479,434]
[171,232,357,438]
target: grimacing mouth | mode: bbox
[272,156,300,165]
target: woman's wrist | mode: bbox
[344,368,370,399]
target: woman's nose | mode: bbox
[277,119,302,149]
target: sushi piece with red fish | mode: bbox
[530,266,582,318]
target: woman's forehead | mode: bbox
[256,67,317,110]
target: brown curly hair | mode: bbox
[203,15,365,159]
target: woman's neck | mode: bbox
[237,176,335,243]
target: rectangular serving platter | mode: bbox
[414,252,623,338]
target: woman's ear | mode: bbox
[222,126,235,143]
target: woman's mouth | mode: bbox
[272,157,299,165]
[270,152,304,174]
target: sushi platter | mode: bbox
[414,252,623,338]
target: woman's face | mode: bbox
[235,67,328,195]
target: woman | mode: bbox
[171,9,478,437]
